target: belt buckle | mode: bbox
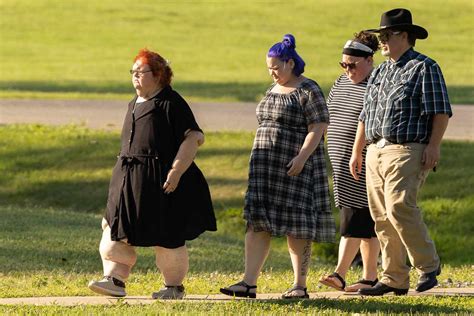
[376,138,387,148]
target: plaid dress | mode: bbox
[244,78,335,242]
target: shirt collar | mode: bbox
[393,48,417,67]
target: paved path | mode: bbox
[0,288,472,306]
[0,100,472,140]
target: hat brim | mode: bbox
[365,24,428,39]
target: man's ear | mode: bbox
[401,31,409,41]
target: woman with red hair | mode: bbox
[88,48,216,299]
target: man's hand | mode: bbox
[422,143,440,170]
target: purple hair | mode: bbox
[267,34,305,76]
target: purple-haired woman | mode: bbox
[220,34,335,299]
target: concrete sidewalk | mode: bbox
[1,288,473,306]
[0,100,472,140]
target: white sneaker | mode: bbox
[88,276,126,297]
[152,285,185,299]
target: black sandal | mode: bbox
[353,278,378,286]
[281,285,309,299]
[318,272,346,291]
[220,281,257,298]
[345,278,378,292]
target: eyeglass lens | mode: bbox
[339,62,357,70]
[129,69,151,76]
[379,31,399,42]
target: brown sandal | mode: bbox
[319,272,346,291]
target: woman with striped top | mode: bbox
[319,32,380,292]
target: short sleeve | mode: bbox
[421,63,453,117]
[327,75,343,106]
[327,83,336,105]
[359,69,379,122]
[302,84,329,125]
[359,91,368,122]
[169,94,202,144]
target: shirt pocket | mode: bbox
[367,78,382,103]
[390,79,421,110]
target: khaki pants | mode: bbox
[366,143,439,289]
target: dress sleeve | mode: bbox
[169,94,203,144]
[327,76,341,105]
[302,83,330,125]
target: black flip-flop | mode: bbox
[281,285,309,299]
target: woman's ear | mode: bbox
[288,59,295,70]
[366,56,374,66]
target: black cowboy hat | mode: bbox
[366,8,428,39]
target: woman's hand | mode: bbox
[349,152,363,181]
[286,154,307,176]
[163,168,182,194]
[163,130,203,194]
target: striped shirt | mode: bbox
[360,48,452,143]
[327,74,368,208]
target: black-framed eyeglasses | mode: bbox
[339,60,362,70]
[378,31,401,42]
[129,69,152,77]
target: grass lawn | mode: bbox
[0,0,473,103]
[0,125,473,314]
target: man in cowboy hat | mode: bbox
[350,8,452,296]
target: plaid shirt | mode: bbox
[360,48,452,144]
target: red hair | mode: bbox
[134,48,173,86]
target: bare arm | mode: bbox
[349,121,366,181]
[422,114,449,170]
[287,122,328,176]
[163,130,204,193]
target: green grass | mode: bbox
[0,0,473,103]
[0,125,473,314]
[1,296,474,315]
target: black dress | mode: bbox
[105,85,216,248]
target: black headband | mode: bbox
[342,48,373,57]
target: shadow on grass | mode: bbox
[0,134,118,174]
[0,80,270,102]
[1,128,251,213]
[0,205,293,273]
[420,141,474,200]
[1,80,473,103]
[254,297,471,315]
[0,179,110,213]
[198,147,251,158]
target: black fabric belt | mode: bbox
[118,154,159,159]
[118,154,160,166]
